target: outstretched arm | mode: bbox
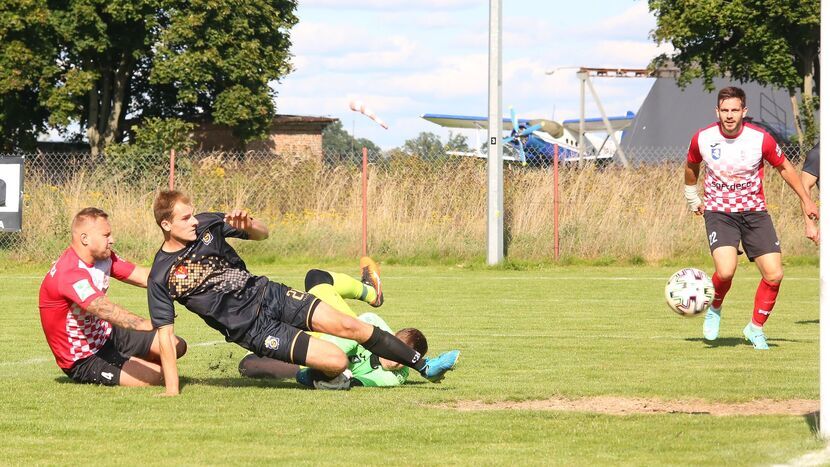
[86,295,153,331]
[225,209,269,240]
[776,159,819,221]
[157,324,180,396]
[121,265,150,288]
[801,171,820,244]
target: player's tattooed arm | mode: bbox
[85,296,153,331]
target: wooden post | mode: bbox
[361,147,368,257]
[553,145,560,261]
[168,149,176,191]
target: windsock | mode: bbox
[349,100,389,129]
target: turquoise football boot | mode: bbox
[421,350,460,383]
[702,306,721,341]
[743,323,770,350]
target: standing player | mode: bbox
[148,191,460,396]
[39,208,187,386]
[238,266,431,388]
[683,86,819,350]
[801,143,820,244]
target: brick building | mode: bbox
[191,114,337,160]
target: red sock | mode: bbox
[711,272,732,309]
[752,278,781,326]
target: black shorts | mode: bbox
[703,210,781,261]
[63,327,157,386]
[236,282,320,366]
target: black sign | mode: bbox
[0,157,23,232]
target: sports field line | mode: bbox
[0,340,227,368]
[774,442,830,467]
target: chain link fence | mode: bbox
[0,144,815,264]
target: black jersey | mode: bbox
[148,212,268,341]
[804,143,820,187]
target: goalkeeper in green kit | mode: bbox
[237,258,447,389]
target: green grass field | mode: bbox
[0,262,823,465]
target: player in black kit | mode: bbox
[148,190,459,395]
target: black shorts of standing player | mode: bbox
[63,327,158,386]
[703,211,781,261]
[236,282,320,367]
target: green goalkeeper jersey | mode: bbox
[319,312,409,387]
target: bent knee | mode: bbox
[304,269,333,291]
[764,272,784,284]
[175,337,188,358]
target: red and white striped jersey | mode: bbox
[38,248,136,369]
[687,122,785,212]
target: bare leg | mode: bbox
[303,336,349,377]
[144,333,188,362]
[118,358,163,387]
[711,246,738,282]
[754,252,783,283]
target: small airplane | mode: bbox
[421,109,635,166]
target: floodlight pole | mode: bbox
[487,0,503,265]
[819,0,829,438]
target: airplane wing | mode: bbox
[421,113,531,132]
[561,112,635,133]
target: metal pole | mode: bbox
[553,145,560,261]
[578,71,586,166]
[168,149,176,191]
[819,0,829,438]
[361,147,368,257]
[487,0,503,265]
[584,75,630,168]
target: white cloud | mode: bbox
[594,0,657,41]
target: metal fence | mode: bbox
[0,144,815,264]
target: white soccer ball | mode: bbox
[664,268,714,317]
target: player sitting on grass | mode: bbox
[238,262,442,388]
[38,207,187,387]
[148,190,460,395]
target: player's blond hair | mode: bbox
[153,190,191,227]
[71,207,109,232]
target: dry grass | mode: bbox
[6,156,816,264]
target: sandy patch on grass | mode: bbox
[444,397,818,416]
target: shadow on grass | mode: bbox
[684,337,744,347]
[796,319,819,325]
[805,411,820,436]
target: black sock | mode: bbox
[362,326,426,372]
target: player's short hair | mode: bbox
[395,328,428,356]
[72,207,109,230]
[717,86,746,108]
[153,190,191,227]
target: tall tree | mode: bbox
[322,120,381,157]
[649,0,820,144]
[402,131,444,158]
[0,0,298,155]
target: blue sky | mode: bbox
[271,0,673,149]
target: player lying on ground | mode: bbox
[238,264,439,388]
[683,86,819,350]
[148,191,460,395]
[39,207,187,387]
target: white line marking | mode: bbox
[774,443,830,467]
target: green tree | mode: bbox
[322,120,381,159]
[0,0,298,155]
[649,0,819,145]
[402,131,444,158]
[444,131,470,153]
